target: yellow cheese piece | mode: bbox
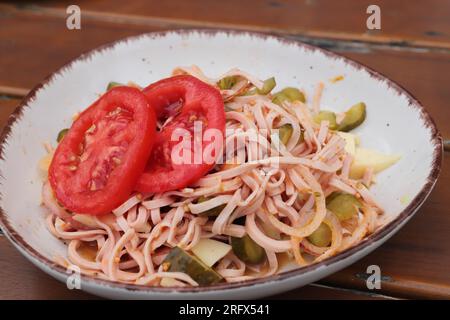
[337,131,359,156]
[191,239,231,267]
[350,148,401,179]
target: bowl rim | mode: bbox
[0,28,443,294]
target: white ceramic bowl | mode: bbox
[0,30,442,299]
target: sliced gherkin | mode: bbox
[231,235,266,264]
[337,102,366,132]
[196,196,226,217]
[257,77,276,94]
[281,87,305,102]
[325,191,341,204]
[272,92,289,105]
[106,81,123,91]
[277,123,293,145]
[272,87,305,105]
[162,247,223,285]
[56,128,69,143]
[307,223,332,247]
[327,193,362,221]
[246,77,276,96]
[217,76,238,90]
[314,111,338,130]
[277,124,304,146]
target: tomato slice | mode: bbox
[49,87,156,215]
[136,75,225,193]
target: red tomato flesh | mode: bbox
[49,87,156,215]
[136,75,225,193]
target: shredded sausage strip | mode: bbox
[42,66,384,286]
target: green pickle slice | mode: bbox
[217,76,238,90]
[272,92,289,105]
[278,123,293,145]
[313,111,338,130]
[231,235,266,264]
[281,87,305,102]
[106,81,123,91]
[327,193,362,221]
[257,77,276,95]
[272,87,305,105]
[337,102,366,132]
[56,128,69,143]
[246,77,276,96]
[196,196,226,217]
[162,247,223,285]
[307,223,332,247]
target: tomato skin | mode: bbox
[136,75,225,193]
[49,87,156,215]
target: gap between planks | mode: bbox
[0,86,30,98]
[310,283,400,300]
[3,3,450,55]
[320,274,450,300]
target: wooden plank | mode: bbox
[0,5,448,138]
[445,140,450,152]
[5,0,450,49]
[0,4,168,92]
[320,152,450,299]
[0,86,29,98]
[271,284,394,300]
[341,49,450,138]
[0,236,97,299]
[0,236,384,300]
[0,98,21,129]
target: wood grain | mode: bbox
[0,98,20,129]
[0,4,167,91]
[0,5,448,138]
[0,236,97,299]
[0,1,449,299]
[5,0,450,49]
[0,236,386,299]
[342,49,450,138]
[271,283,394,300]
[321,153,450,299]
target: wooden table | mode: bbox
[0,0,449,300]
